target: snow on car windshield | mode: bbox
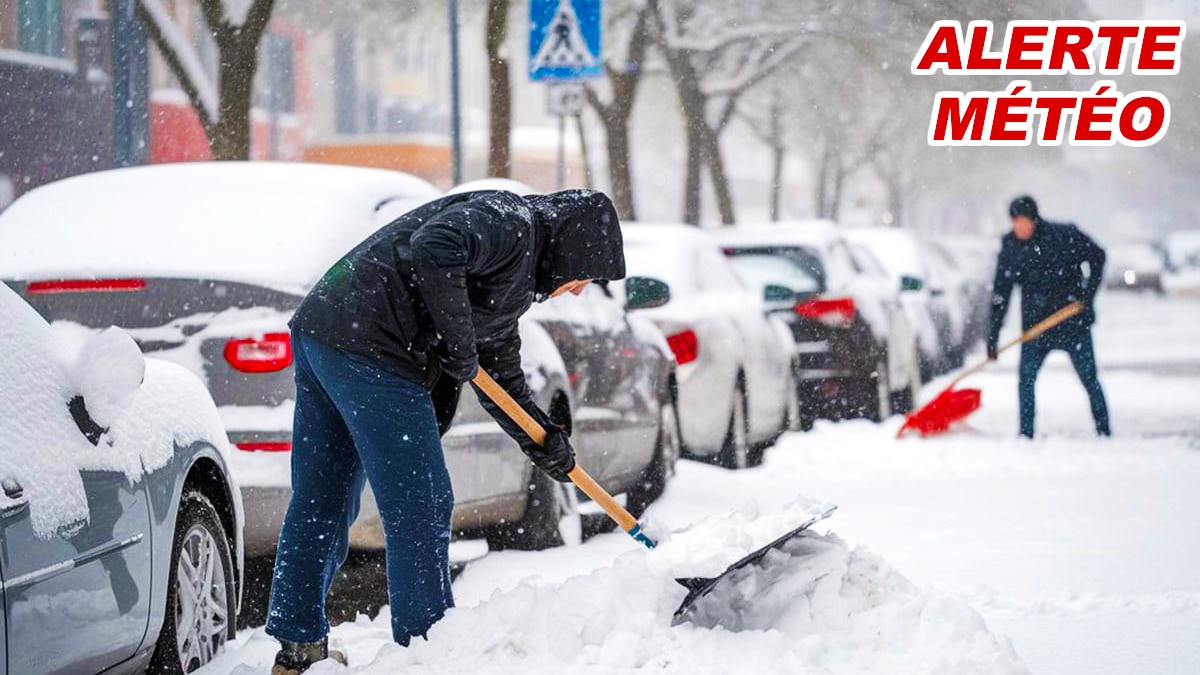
[0,162,441,292]
[725,247,824,295]
[0,283,229,538]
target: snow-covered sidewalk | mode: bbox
[203,292,1200,675]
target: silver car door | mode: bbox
[1,468,152,675]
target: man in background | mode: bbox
[987,195,1111,438]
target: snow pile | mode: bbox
[213,499,1023,675]
[0,284,231,538]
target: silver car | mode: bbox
[0,283,243,674]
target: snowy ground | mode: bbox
[201,292,1200,674]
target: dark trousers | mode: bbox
[1018,328,1110,438]
[266,334,454,646]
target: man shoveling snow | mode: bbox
[266,189,625,673]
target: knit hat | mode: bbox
[1009,195,1039,219]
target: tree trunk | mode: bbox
[210,44,257,160]
[605,114,636,220]
[701,122,735,225]
[683,120,702,225]
[486,0,511,178]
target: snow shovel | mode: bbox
[896,301,1083,437]
[472,368,657,549]
[476,368,841,625]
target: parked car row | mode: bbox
[1103,231,1200,296]
[0,163,1014,673]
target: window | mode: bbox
[17,0,62,56]
[724,245,827,293]
[727,253,822,296]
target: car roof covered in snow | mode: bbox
[447,178,538,196]
[0,162,442,293]
[842,227,928,282]
[709,220,841,250]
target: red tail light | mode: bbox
[795,297,856,328]
[236,441,292,452]
[666,329,699,365]
[224,333,293,373]
[27,278,146,294]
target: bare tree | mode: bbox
[486,0,511,178]
[650,0,822,225]
[136,0,276,160]
[582,1,655,219]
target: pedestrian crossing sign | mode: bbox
[529,0,603,81]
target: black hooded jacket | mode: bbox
[987,218,1106,351]
[289,189,625,442]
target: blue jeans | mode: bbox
[1018,329,1110,438]
[266,334,454,646]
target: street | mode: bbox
[202,291,1200,674]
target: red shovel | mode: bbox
[897,302,1083,437]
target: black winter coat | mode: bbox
[290,189,625,442]
[987,218,1106,350]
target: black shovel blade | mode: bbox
[671,506,836,627]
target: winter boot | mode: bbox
[270,639,347,675]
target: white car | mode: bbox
[1163,230,1200,295]
[713,222,923,425]
[618,224,794,468]
[0,282,243,674]
[843,228,956,380]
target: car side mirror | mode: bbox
[625,276,671,310]
[763,284,796,303]
[73,327,145,425]
[899,275,924,292]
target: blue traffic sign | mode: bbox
[529,0,603,82]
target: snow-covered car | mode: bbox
[714,223,923,426]
[0,163,606,557]
[618,224,794,468]
[925,237,997,350]
[918,240,974,368]
[843,228,957,380]
[1161,230,1200,295]
[1104,240,1166,293]
[0,283,243,674]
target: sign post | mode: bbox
[529,0,602,189]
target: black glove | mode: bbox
[987,343,998,361]
[438,352,478,384]
[523,425,576,483]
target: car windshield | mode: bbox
[724,247,824,294]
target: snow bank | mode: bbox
[0,284,230,538]
[210,499,1024,675]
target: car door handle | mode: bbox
[2,477,29,517]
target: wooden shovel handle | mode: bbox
[950,301,1083,387]
[471,368,641,534]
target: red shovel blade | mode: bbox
[897,386,982,437]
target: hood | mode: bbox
[526,190,626,299]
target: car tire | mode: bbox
[890,384,915,415]
[147,491,236,675]
[485,471,582,551]
[628,400,681,517]
[716,381,752,470]
[795,380,817,432]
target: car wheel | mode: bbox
[716,381,751,470]
[147,491,235,675]
[485,472,582,551]
[795,380,817,431]
[628,401,681,517]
